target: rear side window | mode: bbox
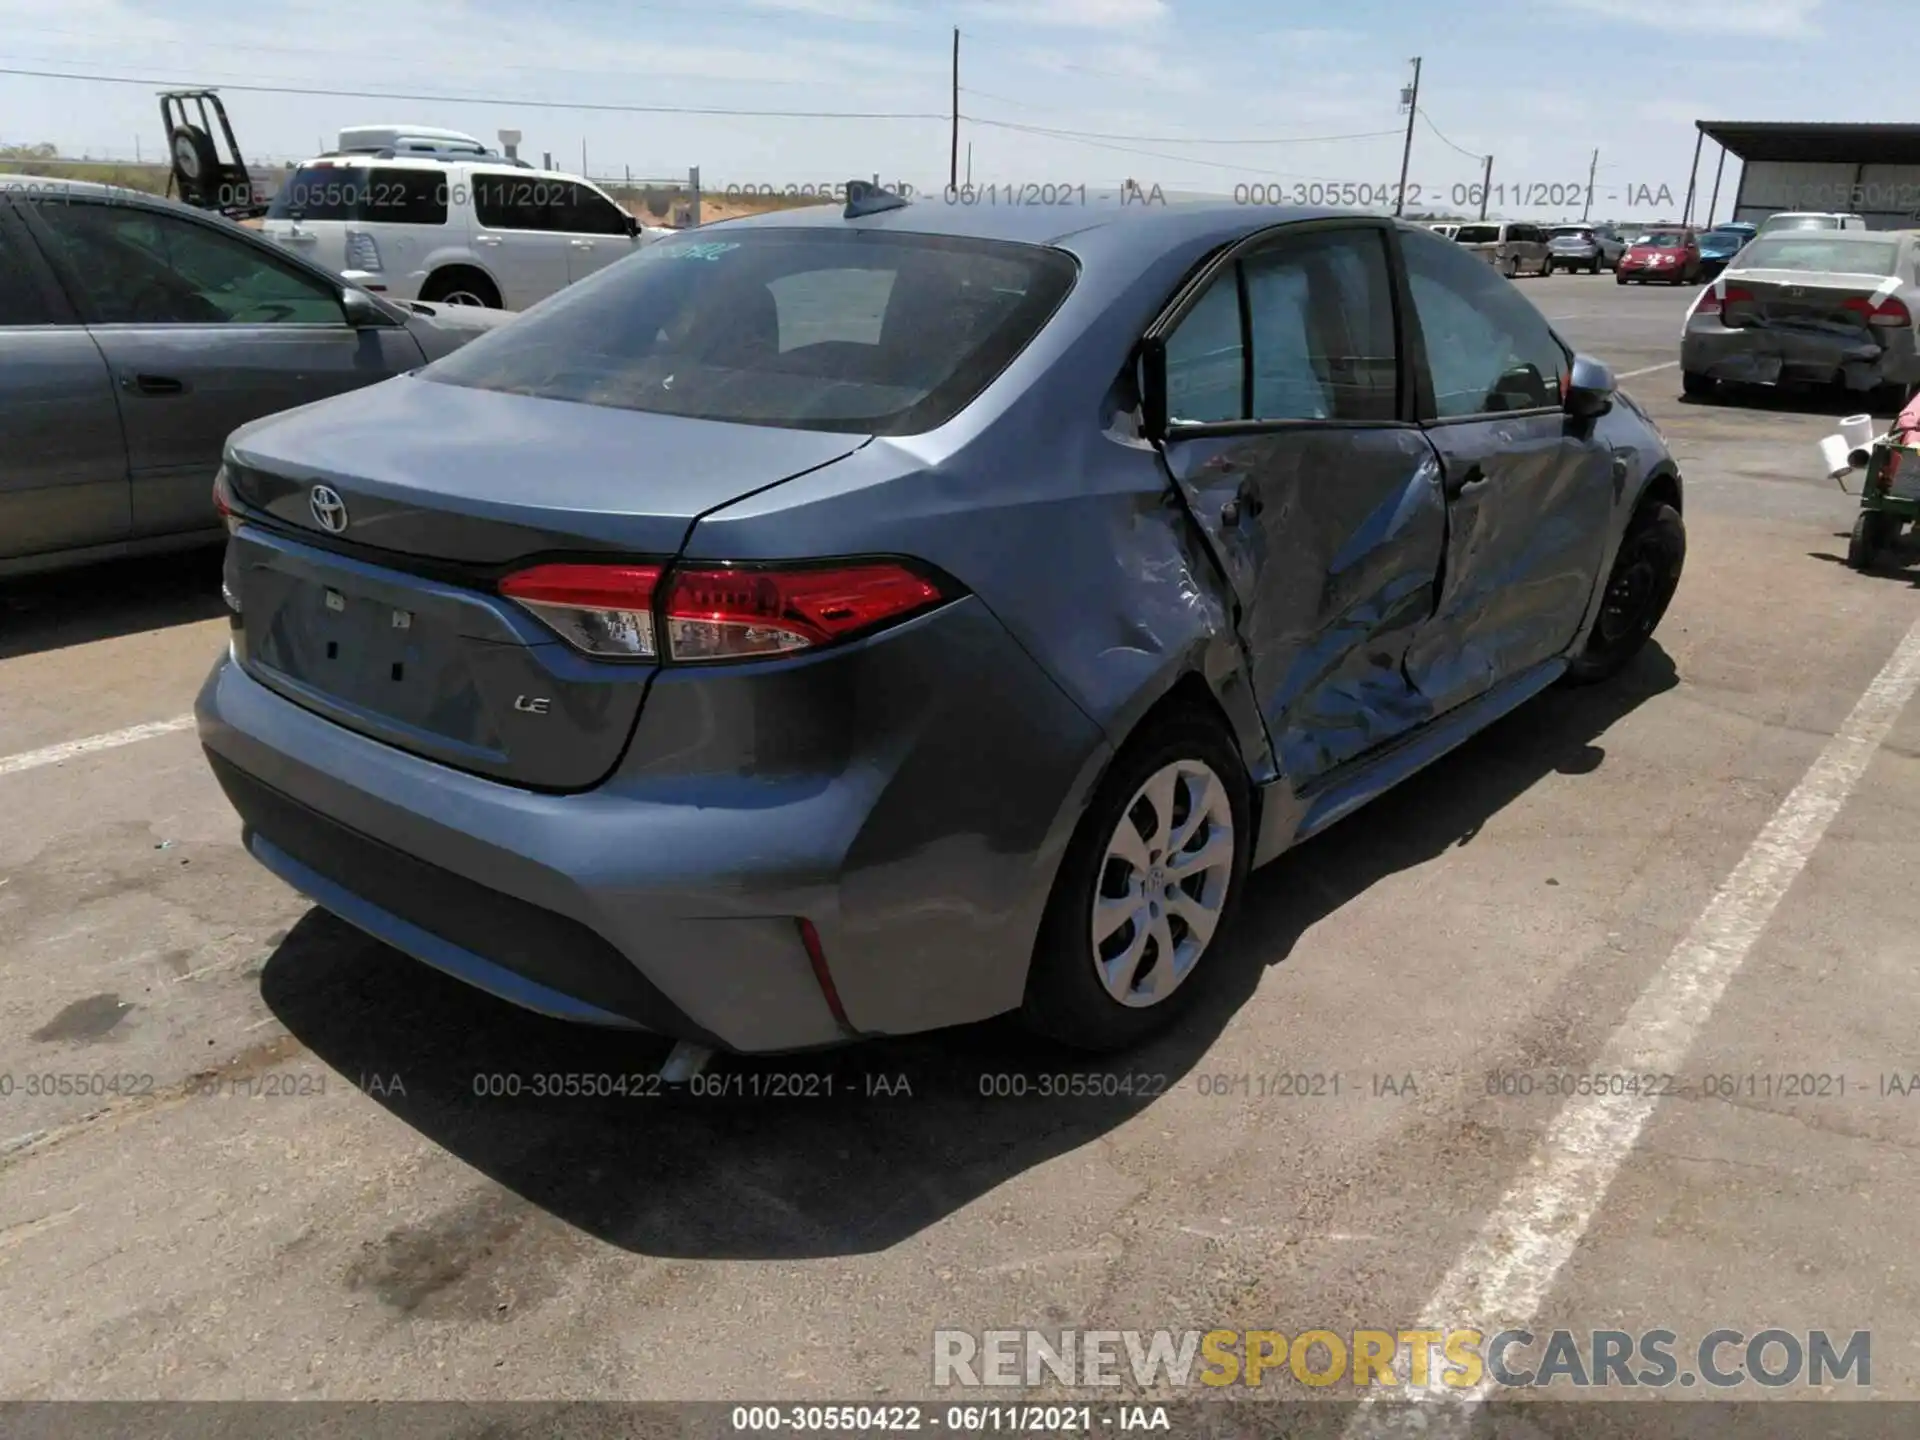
[422,227,1077,435]
[1164,227,1398,424]
[1400,226,1567,418]
[0,216,55,325]
[267,166,447,225]
[1453,224,1500,245]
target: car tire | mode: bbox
[1543,259,1555,275]
[1503,255,1519,279]
[1847,510,1895,570]
[1588,257,1600,274]
[1615,270,1627,285]
[1020,706,1251,1053]
[1681,370,1715,400]
[419,267,503,309]
[1563,501,1686,686]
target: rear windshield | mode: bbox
[1765,216,1841,231]
[422,228,1079,435]
[1454,225,1499,244]
[267,166,449,225]
[1549,227,1593,239]
[1736,235,1898,275]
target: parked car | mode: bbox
[1545,223,1625,273]
[196,197,1685,1056]
[1755,212,1867,236]
[259,155,673,311]
[1453,220,1552,277]
[1616,227,1703,284]
[1696,225,1754,279]
[1681,228,1919,400]
[0,176,511,578]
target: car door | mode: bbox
[469,170,572,307]
[556,181,639,284]
[0,201,132,564]
[19,195,423,540]
[1150,220,1449,784]
[1395,225,1615,714]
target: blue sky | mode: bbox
[0,0,1911,220]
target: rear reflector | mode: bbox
[662,562,948,662]
[498,558,950,663]
[797,918,851,1029]
[499,562,662,658]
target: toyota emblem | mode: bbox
[309,485,349,534]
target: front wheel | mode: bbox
[1021,710,1251,1052]
[1848,510,1896,570]
[1588,257,1600,274]
[1563,501,1686,686]
[1615,270,1628,285]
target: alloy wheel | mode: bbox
[1090,759,1236,1008]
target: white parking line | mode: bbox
[1350,610,1920,1435]
[1617,360,1679,379]
[0,715,196,778]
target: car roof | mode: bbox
[291,154,589,183]
[705,194,1375,253]
[0,172,171,202]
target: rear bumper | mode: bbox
[1682,322,1920,388]
[196,595,1108,1052]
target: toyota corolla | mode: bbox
[197,189,1685,1055]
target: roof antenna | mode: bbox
[845,179,909,219]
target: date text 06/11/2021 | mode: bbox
[1232,181,1678,209]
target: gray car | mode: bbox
[196,197,1686,1055]
[0,176,512,577]
[1681,229,1920,398]
[1546,224,1624,273]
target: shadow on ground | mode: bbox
[0,546,225,661]
[1680,383,1908,420]
[262,644,1679,1261]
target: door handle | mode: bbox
[474,235,502,247]
[569,239,593,250]
[122,373,187,396]
[1220,490,1263,526]
[1443,462,1486,499]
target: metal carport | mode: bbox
[1686,121,1920,231]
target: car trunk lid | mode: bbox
[1719,270,1907,337]
[224,376,868,789]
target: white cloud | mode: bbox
[1557,0,1819,36]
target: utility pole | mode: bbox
[1681,125,1704,226]
[1581,148,1598,221]
[949,27,960,192]
[1705,143,1728,227]
[582,139,588,178]
[1478,153,1493,220]
[1393,56,1422,217]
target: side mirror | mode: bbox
[1138,335,1169,442]
[340,286,392,328]
[625,212,641,237]
[1565,353,1615,420]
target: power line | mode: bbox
[1417,107,1484,161]
[963,115,1404,148]
[0,65,948,120]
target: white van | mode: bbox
[260,153,673,310]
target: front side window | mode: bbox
[28,201,344,325]
[560,185,633,237]
[1400,227,1567,418]
[1163,227,1399,425]
[423,227,1077,435]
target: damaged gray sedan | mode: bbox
[1682,230,1920,399]
[197,193,1686,1055]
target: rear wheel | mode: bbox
[1564,501,1686,685]
[1681,370,1715,400]
[419,267,502,309]
[1503,255,1519,279]
[1021,708,1250,1052]
[1848,510,1895,570]
[1588,256,1600,274]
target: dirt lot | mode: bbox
[2,274,1919,1415]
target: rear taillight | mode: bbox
[1695,289,1722,317]
[1843,295,1911,328]
[499,563,662,658]
[662,562,947,662]
[498,559,950,663]
[212,467,239,533]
